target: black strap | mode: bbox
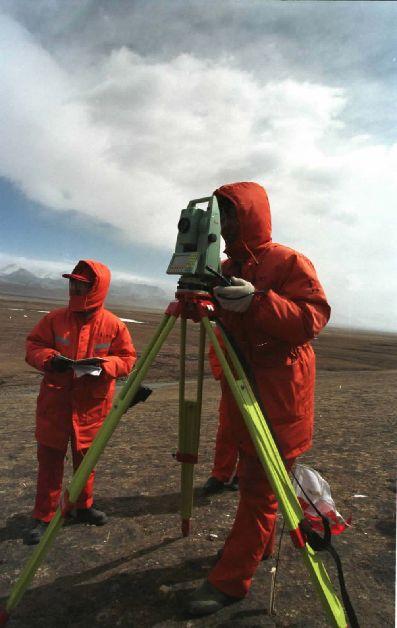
[300,518,360,628]
[127,385,153,409]
[299,516,331,551]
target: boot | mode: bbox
[74,507,108,526]
[227,475,239,491]
[202,476,226,495]
[187,580,239,616]
[24,520,48,545]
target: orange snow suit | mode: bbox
[26,260,136,520]
[207,182,330,598]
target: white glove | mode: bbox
[213,277,255,312]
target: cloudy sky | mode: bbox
[0,1,396,330]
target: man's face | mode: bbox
[69,279,93,296]
[218,196,239,244]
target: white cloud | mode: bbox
[0,12,396,331]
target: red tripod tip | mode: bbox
[0,607,9,625]
[181,518,191,537]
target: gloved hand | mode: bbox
[51,355,72,373]
[213,277,255,312]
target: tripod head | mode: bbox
[167,196,222,292]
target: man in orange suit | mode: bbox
[188,182,330,615]
[25,259,136,544]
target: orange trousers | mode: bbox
[33,440,95,522]
[211,411,239,482]
[208,451,295,598]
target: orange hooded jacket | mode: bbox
[26,260,136,451]
[210,182,331,460]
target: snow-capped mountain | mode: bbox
[0,266,171,308]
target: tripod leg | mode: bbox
[178,320,206,536]
[2,312,178,622]
[67,313,178,503]
[202,318,347,628]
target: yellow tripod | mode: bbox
[0,288,347,627]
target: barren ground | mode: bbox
[0,296,395,627]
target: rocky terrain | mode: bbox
[0,296,395,627]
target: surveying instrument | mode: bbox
[0,196,350,627]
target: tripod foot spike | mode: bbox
[0,607,9,625]
[181,518,191,537]
[269,566,277,615]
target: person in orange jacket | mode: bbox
[188,182,330,615]
[24,260,136,545]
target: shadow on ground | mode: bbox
[2,544,220,627]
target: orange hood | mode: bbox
[67,259,111,312]
[214,182,272,262]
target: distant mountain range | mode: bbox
[0,265,172,308]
